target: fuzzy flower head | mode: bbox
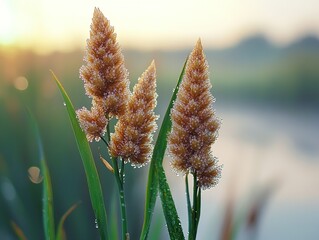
[168,39,222,189]
[109,61,158,167]
[76,99,108,142]
[80,7,130,117]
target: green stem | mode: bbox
[120,158,125,184]
[196,188,202,234]
[192,172,197,240]
[100,136,109,147]
[185,174,193,240]
[106,124,129,240]
[194,182,201,238]
[192,172,201,239]
[113,157,128,240]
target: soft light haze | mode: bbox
[1,0,319,53]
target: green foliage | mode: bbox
[11,221,27,240]
[51,71,109,240]
[41,159,55,240]
[29,111,55,240]
[158,169,184,239]
[56,203,80,240]
[140,58,187,240]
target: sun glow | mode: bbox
[0,1,15,45]
[1,0,319,53]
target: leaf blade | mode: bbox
[11,221,28,240]
[158,167,184,239]
[51,71,109,240]
[28,110,55,240]
[140,58,188,240]
[56,203,80,240]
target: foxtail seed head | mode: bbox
[79,7,130,117]
[110,61,158,166]
[168,39,222,189]
[76,99,108,142]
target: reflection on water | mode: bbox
[166,103,319,240]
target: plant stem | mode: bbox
[112,156,128,240]
[192,172,197,240]
[100,136,109,147]
[106,123,129,240]
[185,173,194,240]
[186,172,202,240]
[197,187,201,230]
[192,172,201,239]
[120,157,125,183]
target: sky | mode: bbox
[1,0,319,53]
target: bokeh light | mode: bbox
[13,76,28,91]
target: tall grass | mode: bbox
[11,7,223,240]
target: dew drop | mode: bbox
[63,102,66,106]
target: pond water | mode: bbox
[165,103,319,240]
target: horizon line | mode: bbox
[1,33,318,55]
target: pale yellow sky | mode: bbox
[1,0,319,53]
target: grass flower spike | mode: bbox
[50,6,224,240]
[110,61,158,166]
[168,39,221,189]
[79,7,130,117]
[77,99,108,142]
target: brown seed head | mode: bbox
[197,157,222,189]
[110,61,158,166]
[76,99,108,142]
[168,39,222,189]
[80,7,130,117]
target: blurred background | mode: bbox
[1,0,319,239]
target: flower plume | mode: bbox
[79,7,130,117]
[110,61,158,166]
[76,8,131,142]
[77,99,108,142]
[168,39,221,189]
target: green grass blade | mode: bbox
[41,158,55,240]
[158,168,184,239]
[28,111,55,240]
[140,57,188,240]
[56,202,80,240]
[140,156,158,240]
[51,71,109,240]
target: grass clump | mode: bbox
[36,7,222,240]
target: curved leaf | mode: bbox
[140,58,188,240]
[51,71,109,240]
[56,202,80,240]
[28,111,55,240]
[11,221,27,240]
